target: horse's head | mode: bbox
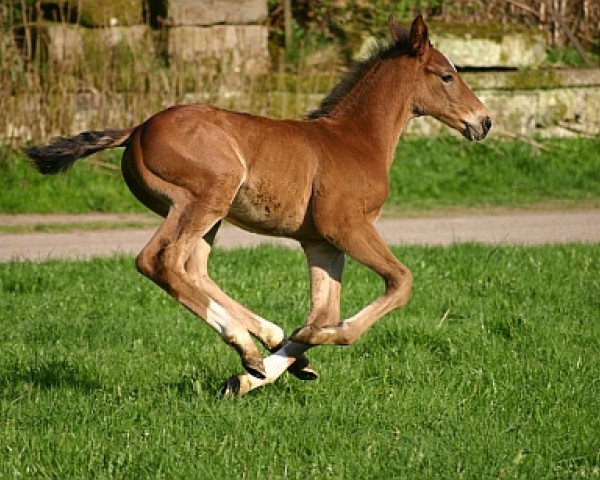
[389,15,492,141]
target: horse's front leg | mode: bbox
[290,222,413,346]
[222,241,344,397]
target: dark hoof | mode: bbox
[288,355,319,381]
[289,363,319,381]
[221,375,240,398]
[269,341,318,380]
[242,358,266,379]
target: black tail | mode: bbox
[25,128,135,175]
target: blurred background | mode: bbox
[1,0,599,145]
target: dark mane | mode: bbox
[307,35,412,120]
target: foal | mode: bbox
[26,15,491,396]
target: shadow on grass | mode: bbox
[165,364,228,399]
[0,359,102,395]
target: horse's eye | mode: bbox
[441,74,454,84]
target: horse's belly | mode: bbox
[227,181,315,238]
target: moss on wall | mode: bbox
[41,0,143,26]
[427,21,538,42]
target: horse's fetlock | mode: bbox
[263,328,286,351]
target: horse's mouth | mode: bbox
[462,117,492,141]
[462,123,482,141]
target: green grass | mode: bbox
[1,244,599,478]
[387,136,600,214]
[0,148,144,214]
[2,136,599,215]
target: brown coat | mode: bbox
[26,15,491,396]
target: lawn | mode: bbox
[1,136,599,215]
[1,244,598,478]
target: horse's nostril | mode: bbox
[483,116,492,134]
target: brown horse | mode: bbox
[26,15,491,396]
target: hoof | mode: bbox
[220,374,253,398]
[288,355,319,381]
[269,341,318,380]
[221,375,241,398]
[242,358,266,379]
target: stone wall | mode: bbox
[6,11,600,141]
[428,22,547,68]
[43,23,151,65]
[167,25,269,74]
[164,0,269,74]
[161,0,267,25]
[40,0,270,74]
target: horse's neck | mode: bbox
[329,59,414,169]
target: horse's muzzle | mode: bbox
[463,116,492,141]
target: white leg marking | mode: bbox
[238,342,311,392]
[206,299,230,336]
[263,349,296,378]
[208,299,284,351]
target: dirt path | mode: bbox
[1,210,599,262]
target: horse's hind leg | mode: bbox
[136,201,268,379]
[122,150,169,218]
[186,226,319,383]
[185,226,285,350]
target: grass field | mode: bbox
[1,244,598,478]
[2,136,599,215]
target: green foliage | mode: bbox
[545,46,600,67]
[3,0,37,26]
[1,244,599,477]
[269,0,444,63]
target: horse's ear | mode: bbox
[388,14,408,44]
[410,14,429,58]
